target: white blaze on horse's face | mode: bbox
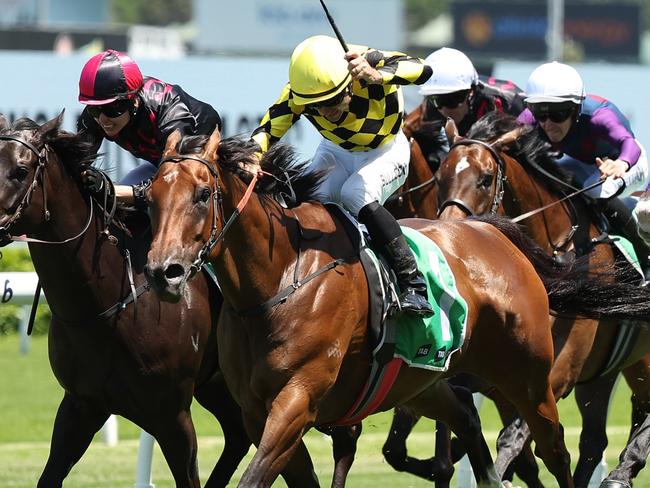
[455,156,470,174]
[163,168,179,184]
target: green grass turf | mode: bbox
[0,334,647,487]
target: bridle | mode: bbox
[159,154,259,277]
[0,134,95,246]
[0,133,146,327]
[437,138,507,217]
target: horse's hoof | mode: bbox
[600,481,631,488]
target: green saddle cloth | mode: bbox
[393,227,468,371]
[610,234,643,277]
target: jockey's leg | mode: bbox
[601,197,650,285]
[358,201,434,316]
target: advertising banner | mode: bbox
[452,1,640,61]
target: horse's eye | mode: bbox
[198,187,211,203]
[11,166,30,182]
[478,173,493,188]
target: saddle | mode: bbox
[327,204,468,425]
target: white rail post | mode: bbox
[134,430,156,488]
[101,415,118,446]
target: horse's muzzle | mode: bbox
[144,261,187,303]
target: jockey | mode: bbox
[412,47,525,167]
[250,35,434,317]
[77,49,222,208]
[518,61,650,284]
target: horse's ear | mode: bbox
[202,127,221,160]
[162,129,182,159]
[444,117,460,145]
[492,127,524,151]
[0,114,9,131]
[35,110,64,145]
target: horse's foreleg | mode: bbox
[381,406,455,486]
[381,407,420,471]
[194,377,251,488]
[600,360,650,488]
[321,423,362,488]
[406,382,502,487]
[572,372,618,487]
[600,413,650,488]
[150,408,201,488]
[238,387,319,488]
[37,393,109,488]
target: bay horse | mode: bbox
[384,106,439,220]
[0,114,250,487]
[435,111,650,488]
[384,108,542,488]
[144,128,650,488]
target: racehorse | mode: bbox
[143,127,650,488]
[435,111,650,488]
[384,109,542,488]
[0,114,250,488]
[384,107,438,220]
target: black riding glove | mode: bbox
[81,166,105,194]
[132,179,152,211]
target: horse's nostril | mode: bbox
[164,264,185,280]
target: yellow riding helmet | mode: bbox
[289,35,351,106]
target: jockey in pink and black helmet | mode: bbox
[77,50,221,208]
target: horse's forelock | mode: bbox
[467,111,571,189]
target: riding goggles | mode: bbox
[528,102,576,124]
[87,99,133,119]
[306,87,349,109]
[429,90,470,109]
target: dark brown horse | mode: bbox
[0,114,250,488]
[435,111,650,488]
[143,128,650,488]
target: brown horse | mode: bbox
[384,106,439,220]
[143,128,650,488]
[435,111,650,488]
[0,114,250,488]
[385,109,542,488]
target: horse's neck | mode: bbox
[27,158,126,322]
[503,155,575,251]
[213,173,298,311]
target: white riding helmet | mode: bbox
[524,62,585,105]
[418,47,478,96]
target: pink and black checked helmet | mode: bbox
[78,50,143,105]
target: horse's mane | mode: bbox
[177,135,327,205]
[466,111,574,195]
[3,117,98,171]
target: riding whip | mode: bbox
[318,0,349,52]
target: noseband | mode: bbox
[437,138,507,217]
[159,155,259,276]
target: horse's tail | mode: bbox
[471,214,650,322]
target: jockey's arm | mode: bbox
[350,48,432,86]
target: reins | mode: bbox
[160,153,353,316]
[439,137,605,223]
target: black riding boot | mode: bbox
[602,197,650,285]
[358,202,434,317]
